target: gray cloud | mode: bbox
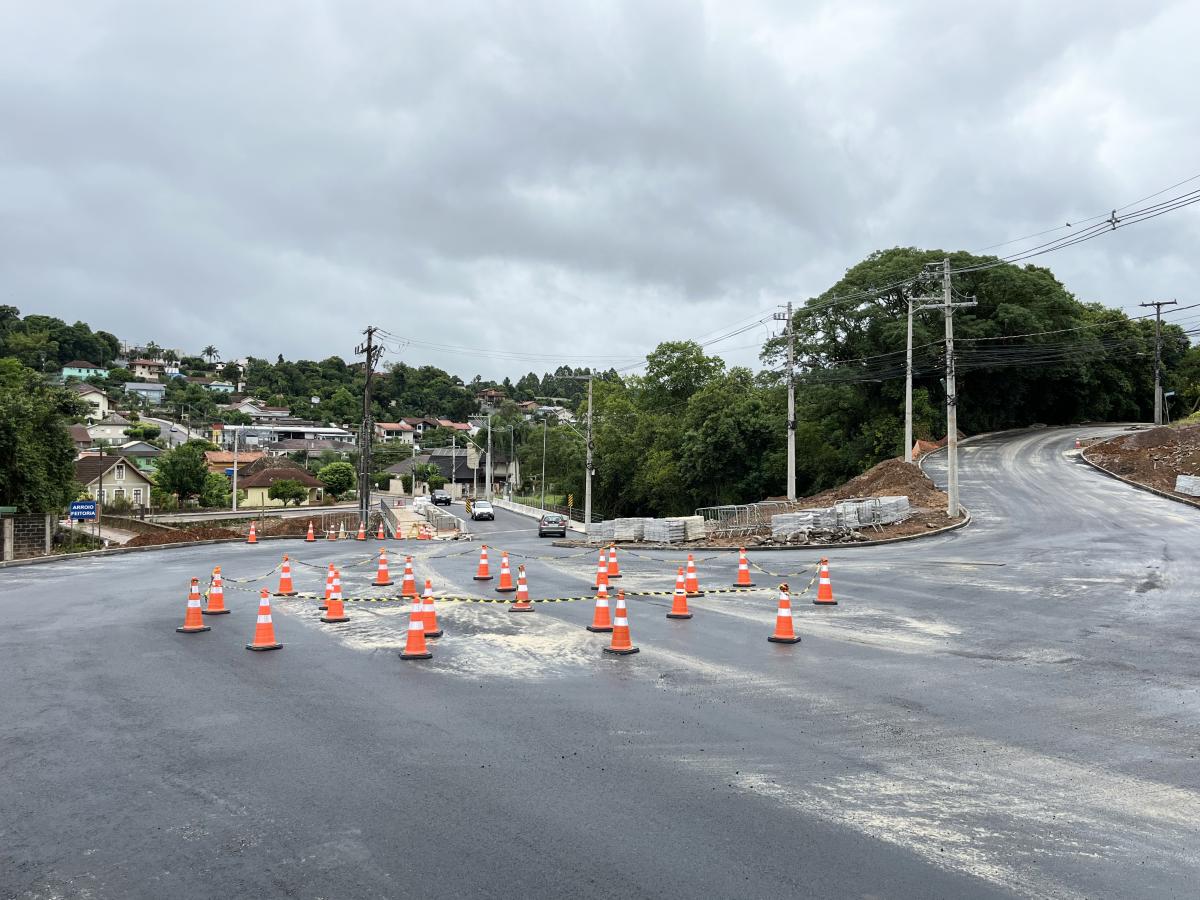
[2,0,1196,378]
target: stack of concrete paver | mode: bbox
[643,519,688,543]
[770,511,816,537]
[682,516,706,541]
[876,496,911,522]
[613,518,647,541]
[594,520,616,542]
[1176,475,1200,496]
[772,496,912,537]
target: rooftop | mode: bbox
[63,360,104,370]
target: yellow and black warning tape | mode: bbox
[747,559,814,579]
[620,549,724,564]
[287,586,768,604]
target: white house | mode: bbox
[129,359,165,379]
[87,413,133,445]
[374,422,416,444]
[69,383,111,422]
[124,382,167,404]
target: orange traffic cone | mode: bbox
[321,567,350,623]
[373,548,394,587]
[246,589,283,650]
[320,563,334,611]
[473,545,492,581]
[246,522,257,544]
[510,564,533,611]
[732,548,755,587]
[400,556,418,598]
[1074,438,1082,450]
[422,579,442,638]
[176,577,211,633]
[355,521,367,541]
[684,554,703,597]
[607,545,622,579]
[399,596,432,660]
[587,583,613,633]
[495,551,516,593]
[592,548,609,592]
[603,591,639,655]
[768,584,801,644]
[814,557,837,606]
[305,520,316,542]
[275,554,298,597]
[667,567,693,620]
[327,520,337,541]
[204,567,229,615]
[377,520,386,540]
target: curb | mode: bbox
[1079,449,1200,511]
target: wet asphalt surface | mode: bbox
[2,425,1198,899]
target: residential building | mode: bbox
[87,413,133,445]
[113,440,162,476]
[232,399,290,419]
[203,449,266,474]
[69,383,112,422]
[374,422,416,444]
[386,445,518,497]
[235,458,324,507]
[61,360,109,380]
[74,454,155,509]
[516,401,540,420]
[475,388,506,413]
[206,381,234,394]
[211,421,356,450]
[70,424,93,451]
[265,439,357,462]
[129,359,165,379]
[124,382,167,404]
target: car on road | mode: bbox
[538,513,567,538]
[470,500,494,521]
[431,489,452,506]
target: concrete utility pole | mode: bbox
[355,326,382,526]
[910,259,976,517]
[904,295,915,463]
[231,426,239,511]
[540,417,547,510]
[585,376,593,533]
[1139,300,1178,426]
[773,303,796,500]
[485,414,493,500]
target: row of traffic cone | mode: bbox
[176,573,283,651]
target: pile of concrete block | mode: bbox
[773,496,912,536]
[1176,475,1200,496]
[613,518,647,541]
[643,519,688,543]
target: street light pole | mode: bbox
[540,417,547,510]
[585,376,593,534]
[773,303,796,500]
[904,295,914,463]
[486,414,493,500]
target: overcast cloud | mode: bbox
[2,0,1197,379]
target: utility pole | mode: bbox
[1139,300,1178,426]
[904,294,915,463]
[585,376,593,534]
[910,259,976,517]
[540,417,547,510]
[485,414,493,500]
[354,326,382,526]
[773,302,796,500]
[231,425,239,511]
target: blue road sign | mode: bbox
[69,500,97,521]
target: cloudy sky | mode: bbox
[3,0,1198,379]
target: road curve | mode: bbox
[1,425,1198,899]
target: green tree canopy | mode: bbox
[268,479,309,506]
[318,461,356,497]
[155,441,211,502]
[0,359,89,512]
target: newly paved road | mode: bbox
[2,426,1198,898]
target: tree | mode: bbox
[155,441,210,502]
[0,359,89,513]
[268,479,309,506]
[202,345,219,363]
[143,342,162,360]
[317,461,356,497]
[199,471,231,508]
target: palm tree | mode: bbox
[144,341,162,360]
[202,345,219,364]
[162,349,178,365]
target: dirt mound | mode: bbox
[1086,424,1200,495]
[804,458,946,509]
[125,527,241,547]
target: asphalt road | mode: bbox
[2,425,1198,899]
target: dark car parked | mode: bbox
[431,489,452,506]
[538,513,567,538]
